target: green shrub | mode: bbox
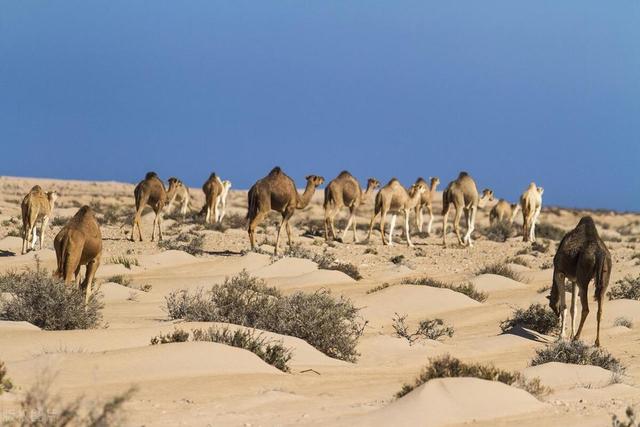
[0,268,103,330]
[608,276,640,300]
[500,303,559,334]
[396,354,547,398]
[476,262,523,282]
[530,340,625,373]
[402,277,488,302]
[165,270,365,361]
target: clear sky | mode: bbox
[1,2,639,211]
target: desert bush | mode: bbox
[107,274,131,287]
[0,360,13,394]
[531,240,551,253]
[535,223,566,241]
[476,262,523,282]
[109,256,139,269]
[0,268,103,330]
[614,317,633,328]
[158,233,205,255]
[608,275,640,300]
[390,255,406,265]
[396,354,547,399]
[150,329,190,345]
[392,313,454,344]
[402,277,488,302]
[612,407,638,427]
[165,270,365,361]
[192,326,292,372]
[283,245,362,280]
[530,340,625,373]
[366,283,390,294]
[363,247,378,255]
[506,256,530,267]
[500,303,558,334]
[50,216,70,227]
[2,372,135,427]
[482,222,515,242]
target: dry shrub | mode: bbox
[392,313,454,344]
[0,360,13,394]
[476,262,523,282]
[535,223,566,240]
[481,222,515,242]
[402,277,487,302]
[500,303,559,334]
[608,275,640,300]
[396,354,547,399]
[530,340,625,374]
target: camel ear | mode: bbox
[305,175,311,180]
[545,295,551,301]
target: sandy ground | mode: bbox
[1,175,639,426]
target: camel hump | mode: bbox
[458,171,469,179]
[388,177,399,184]
[29,185,43,193]
[415,177,427,185]
[268,166,283,176]
[208,172,217,180]
[145,171,158,180]
[578,216,597,232]
[337,170,352,178]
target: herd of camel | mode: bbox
[14,167,611,347]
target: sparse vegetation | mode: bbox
[608,275,640,300]
[0,268,103,330]
[402,277,488,302]
[158,233,205,255]
[477,262,523,282]
[506,256,530,267]
[396,354,547,399]
[390,255,406,265]
[109,256,139,269]
[481,222,515,242]
[530,340,625,374]
[363,247,378,255]
[612,407,638,427]
[107,274,131,287]
[2,372,135,426]
[500,303,559,334]
[0,360,13,394]
[51,216,70,227]
[366,283,390,294]
[614,317,633,328]
[283,245,362,280]
[165,270,366,361]
[150,329,191,345]
[392,313,454,344]
[535,223,566,240]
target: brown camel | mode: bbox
[441,172,494,247]
[548,216,611,347]
[489,199,520,225]
[323,171,380,242]
[520,182,544,242]
[166,177,191,217]
[414,177,440,235]
[21,185,58,254]
[54,206,102,304]
[131,172,178,242]
[247,167,324,255]
[202,173,223,224]
[366,179,427,247]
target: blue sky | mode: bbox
[1,2,639,211]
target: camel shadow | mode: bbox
[501,325,554,344]
[0,249,16,257]
[201,249,243,257]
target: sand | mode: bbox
[0,175,639,426]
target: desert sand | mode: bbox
[1,175,639,426]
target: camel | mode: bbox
[21,185,58,254]
[131,172,178,242]
[520,182,544,242]
[247,167,324,255]
[490,199,521,225]
[215,177,232,222]
[323,171,380,242]
[548,216,611,347]
[414,177,440,235]
[54,206,102,304]
[441,172,494,247]
[202,173,224,224]
[366,179,427,247]
[166,177,190,217]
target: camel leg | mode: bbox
[531,206,541,242]
[442,206,451,247]
[284,209,295,248]
[131,207,144,242]
[21,224,29,255]
[380,210,388,245]
[151,212,158,242]
[595,288,604,347]
[82,258,100,305]
[248,211,267,251]
[404,211,413,247]
[366,212,378,243]
[570,281,577,339]
[211,202,218,225]
[554,271,567,341]
[426,205,434,236]
[157,211,164,241]
[388,214,397,246]
[341,209,355,242]
[465,207,477,247]
[330,215,338,242]
[220,198,227,221]
[573,284,590,342]
[453,208,463,246]
[416,206,424,232]
[274,215,287,255]
[324,215,331,241]
[352,209,358,243]
[39,217,49,250]
[30,224,38,250]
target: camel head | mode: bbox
[478,189,494,208]
[537,186,544,196]
[222,180,232,191]
[366,178,381,191]
[429,177,440,190]
[510,203,521,222]
[410,182,428,197]
[166,177,184,198]
[305,175,325,188]
[46,191,58,206]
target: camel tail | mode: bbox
[55,236,69,279]
[441,189,450,216]
[594,252,609,301]
[246,186,258,222]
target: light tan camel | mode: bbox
[166,177,190,217]
[520,182,544,242]
[21,185,58,254]
[247,167,324,255]
[442,172,494,247]
[490,199,521,225]
[215,177,232,222]
[366,179,427,247]
[131,172,177,242]
[414,177,440,235]
[323,171,380,242]
[54,206,102,304]
[548,216,611,347]
[202,172,223,224]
